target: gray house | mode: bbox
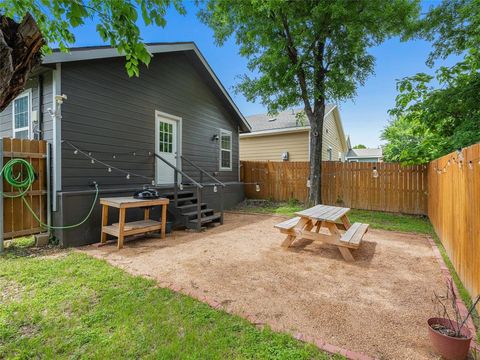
[345,137,383,162]
[0,42,251,246]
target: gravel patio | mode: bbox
[82,212,446,359]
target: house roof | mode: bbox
[42,42,251,133]
[346,148,383,159]
[246,105,335,132]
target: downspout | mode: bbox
[37,74,43,140]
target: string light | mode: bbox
[62,140,155,183]
[179,183,184,190]
[112,155,116,159]
[468,161,473,170]
[151,180,155,186]
[372,166,379,178]
[255,183,261,192]
[213,185,218,193]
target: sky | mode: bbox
[69,0,456,148]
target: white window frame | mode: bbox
[12,89,32,139]
[219,128,232,171]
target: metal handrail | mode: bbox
[180,155,225,225]
[181,155,226,187]
[154,153,203,230]
[154,153,203,189]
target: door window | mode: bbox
[159,121,173,153]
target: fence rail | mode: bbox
[241,160,428,215]
[1,138,48,241]
[428,143,480,307]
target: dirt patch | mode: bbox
[81,212,445,359]
[0,277,25,303]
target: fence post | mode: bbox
[0,139,3,253]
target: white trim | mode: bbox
[154,110,182,184]
[43,43,251,132]
[219,128,232,171]
[240,126,310,138]
[12,89,33,139]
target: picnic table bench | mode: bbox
[275,204,369,262]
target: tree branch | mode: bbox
[0,13,44,111]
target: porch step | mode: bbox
[182,208,214,217]
[176,203,207,210]
[188,213,222,226]
[173,196,198,204]
[161,191,194,198]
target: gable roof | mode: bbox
[346,148,383,159]
[246,105,335,132]
[42,42,251,132]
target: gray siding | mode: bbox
[0,70,54,141]
[60,52,240,191]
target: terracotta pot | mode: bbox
[428,317,472,360]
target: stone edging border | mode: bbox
[425,236,479,352]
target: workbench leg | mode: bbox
[161,204,167,239]
[144,207,150,220]
[101,205,109,243]
[118,208,126,249]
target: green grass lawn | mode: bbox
[0,251,337,359]
[235,200,480,342]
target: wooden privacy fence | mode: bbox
[428,143,480,307]
[241,161,428,215]
[1,138,48,241]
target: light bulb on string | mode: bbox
[213,185,218,193]
[88,152,92,156]
[179,183,184,190]
[112,155,116,159]
[372,166,379,178]
[468,161,473,170]
[107,167,112,172]
[133,152,136,156]
[151,180,155,186]
[126,174,130,180]
[74,149,78,155]
[91,159,95,164]
[255,183,260,192]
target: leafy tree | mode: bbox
[383,0,480,163]
[0,0,185,110]
[353,144,367,149]
[199,0,419,204]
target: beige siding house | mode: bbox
[240,105,348,161]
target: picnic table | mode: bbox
[100,197,170,249]
[274,204,369,262]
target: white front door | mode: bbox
[155,113,179,184]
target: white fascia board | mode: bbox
[239,126,310,138]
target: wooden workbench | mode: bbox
[100,197,169,249]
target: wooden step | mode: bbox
[161,191,194,198]
[176,203,207,210]
[189,213,221,225]
[182,208,214,217]
[173,196,198,204]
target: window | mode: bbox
[12,90,31,139]
[219,129,232,170]
[158,121,173,153]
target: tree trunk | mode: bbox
[307,104,325,205]
[0,13,44,112]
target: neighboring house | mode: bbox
[0,42,251,246]
[345,137,383,162]
[240,105,348,162]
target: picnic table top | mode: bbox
[295,204,350,222]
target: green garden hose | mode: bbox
[1,158,99,230]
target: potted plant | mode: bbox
[428,279,480,360]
